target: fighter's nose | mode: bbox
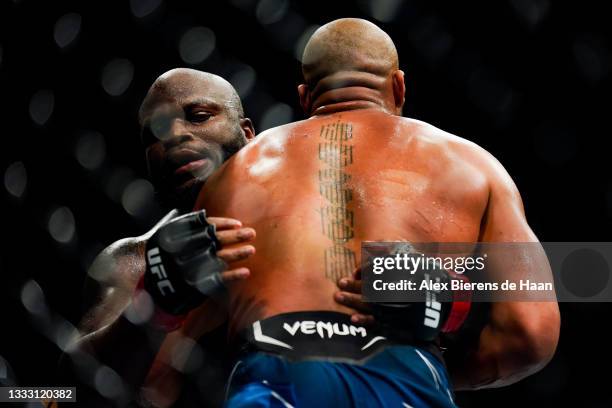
[162,133,194,150]
[162,120,195,149]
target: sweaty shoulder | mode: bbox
[399,119,529,242]
[236,119,310,162]
[200,120,311,194]
[398,116,513,187]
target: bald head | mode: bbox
[138,68,254,211]
[301,18,399,86]
[139,68,244,125]
[299,19,404,116]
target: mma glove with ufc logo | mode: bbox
[137,210,227,331]
[371,266,472,342]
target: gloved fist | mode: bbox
[144,210,255,317]
[370,267,471,342]
[335,264,471,342]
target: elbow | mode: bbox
[460,302,560,389]
[511,303,560,374]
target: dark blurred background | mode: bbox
[1,0,611,406]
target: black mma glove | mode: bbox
[143,209,227,317]
[371,265,471,342]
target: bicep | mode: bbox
[478,157,555,291]
[477,154,559,361]
[477,157,557,285]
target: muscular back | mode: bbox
[198,109,490,335]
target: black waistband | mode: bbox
[241,311,391,361]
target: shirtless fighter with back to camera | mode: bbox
[176,18,558,407]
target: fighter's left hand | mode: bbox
[334,268,376,325]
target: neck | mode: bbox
[311,88,389,116]
[307,71,394,116]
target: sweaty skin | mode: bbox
[196,18,559,390]
[199,111,487,335]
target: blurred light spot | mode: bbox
[81,242,105,273]
[256,0,289,25]
[364,0,403,22]
[171,337,203,373]
[124,290,154,325]
[294,25,320,61]
[101,59,134,96]
[130,0,163,18]
[69,349,100,380]
[510,0,549,29]
[54,319,79,352]
[4,161,27,198]
[264,11,307,52]
[148,104,185,139]
[533,122,577,166]
[29,89,54,126]
[179,27,215,65]
[0,356,9,385]
[94,366,124,399]
[75,131,106,170]
[230,65,256,99]
[105,167,135,202]
[0,354,17,386]
[48,206,76,243]
[0,354,7,379]
[573,36,609,84]
[260,103,293,131]
[54,13,81,48]
[21,280,48,316]
[121,178,155,217]
[87,250,117,282]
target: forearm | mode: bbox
[59,312,167,399]
[86,315,166,386]
[447,301,559,390]
[447,325,535,389]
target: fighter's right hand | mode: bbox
[143,210,255,318]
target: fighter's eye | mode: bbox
[189,111,213,123]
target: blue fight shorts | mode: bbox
[226,312,456,408]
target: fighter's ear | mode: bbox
[298,84,311,115]
[240,118,255,141]
[392,70,406,114]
